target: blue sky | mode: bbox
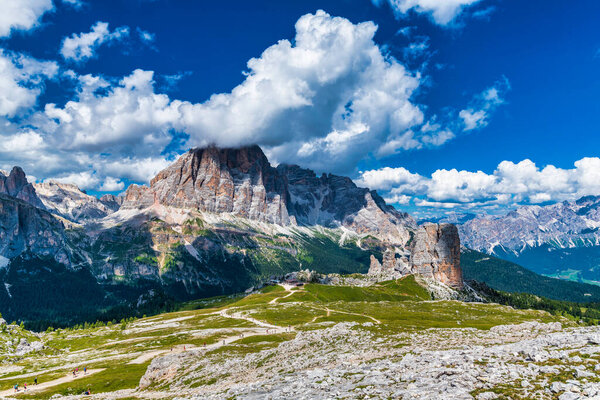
[0,0,599,217]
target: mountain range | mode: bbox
[457,197,600,285]
[0,145,461,328]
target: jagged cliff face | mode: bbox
[123,146,291,225]
[124,146,415,244]
[0,167,45,209]
[410,224,462,289]
[0,194,72,264]
[367,223,462,289]
[279,164,415,244]
[98,194,124,212]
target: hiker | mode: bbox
[84,366,87,375]
[34,377,37,385]
[84,388,91,395]
[24,383,27,391]
[73,370,76,377]
[183,345,186,351]
[14,384,18,392]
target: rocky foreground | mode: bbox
[127,321,600,400]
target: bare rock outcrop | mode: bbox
[368,249,410,278]
[0,167,44,209]
[409,223,463,289]
[99,194,124,212]
[34,181,117,222]
[123,146,414,244]
[123,146,291,225]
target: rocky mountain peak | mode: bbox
[123,145,416,244]
[125,145,290,225]
[34,181,118,222]
[0,167,45,209]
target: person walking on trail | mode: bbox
[34,377,37,385]
[84,366,87,375]
[13,384,18,393]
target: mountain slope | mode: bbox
[461,249,600,302]
[0,145,462,327]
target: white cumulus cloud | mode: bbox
[358,157,600,213]
[0,50,58,117]
[0,0,53,38]
[40,69,180,154]
[372,0,486,26]
[175,10,429,172]
[459,79,509,131]
[0,11,505,192]
[98,177,125,192]
[60,21,130,62]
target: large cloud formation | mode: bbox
[174,10,428,172]
[0,10,503,192]
[358,158,600,213]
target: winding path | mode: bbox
[0,369,104,398]
[0,284,311,398]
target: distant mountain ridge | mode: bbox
[34,181,121,222]
[457,196,600,284]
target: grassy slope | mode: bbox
[0,224,379,330]
[461,249,600,303]
[0,276,574,399]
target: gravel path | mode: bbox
[0,369,104,398]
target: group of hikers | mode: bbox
[13,366,91,394]
[72,366,87,377]
[12,377,36,393]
